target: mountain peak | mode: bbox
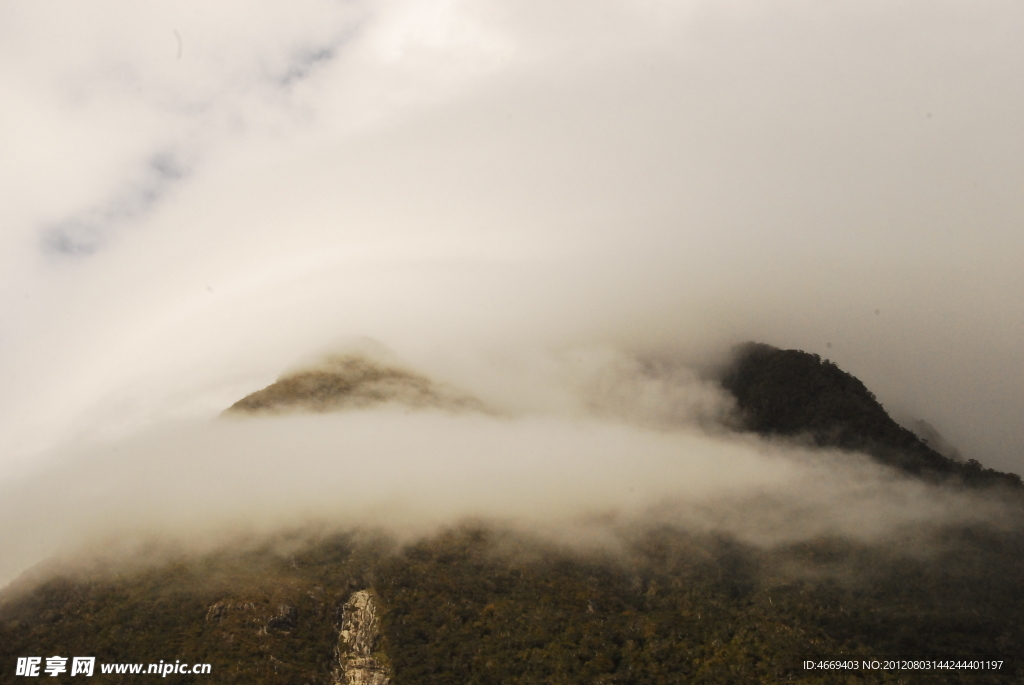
[224,354,486,416]
[721,342,1022,488]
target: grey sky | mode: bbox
[1,0,1021,477]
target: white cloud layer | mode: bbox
[0,407,1014,586]
[1,0,1022,580]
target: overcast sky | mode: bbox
[1,0,1022,483]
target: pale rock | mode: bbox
[334,590,390,685]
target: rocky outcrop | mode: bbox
[334,591,390,685]
[264,603,297,633]
[205,601,257,622]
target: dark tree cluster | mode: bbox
[720,343,1022,488]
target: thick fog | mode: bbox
[0,366,1016,586]
[1,1,1022,583]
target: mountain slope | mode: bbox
[2,525,1021,684]
[224,354,487,416]
[2,343,1023,683]
[721,343,1022,488]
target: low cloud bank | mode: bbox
[1,350,1014,586]
[2,0,1023,586]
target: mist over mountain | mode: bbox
[224,352,488,417]
[3,1,1023,681]
[2,344,1021,683]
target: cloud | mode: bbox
[42,151,189,256]
[0,0,1022,580]
[0,385,1013,586]
[0,347,1017,586]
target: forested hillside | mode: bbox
[2,344,1022,684]
[2,524,1021,684]
[722,343,1022,489]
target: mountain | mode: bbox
[721,342,1022,489]
[224,354,486,416]
[2,343,1022,684]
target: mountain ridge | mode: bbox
[721,342,1022,489]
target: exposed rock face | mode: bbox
[264,603,297,632]
[223,354,486,416]
[334,590,390,685]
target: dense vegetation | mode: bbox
[2,524,1022,684]
[721,343,1022,488]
